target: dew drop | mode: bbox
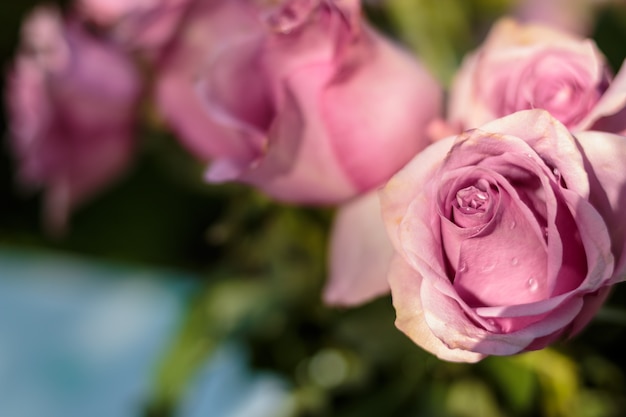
[486,319,501,331]
[482,262,496,273]
[458,262,467,273]
[527,277,538,292]
[511,257,519,266]
[553,167,560,177]
[509,221,517,230]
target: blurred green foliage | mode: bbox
[3,1,626,417]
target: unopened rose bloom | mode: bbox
[76,0,193,55]
[379,110,626,362]
[157,0,442,204]
[448,18,626,135]
[6,7,141,232]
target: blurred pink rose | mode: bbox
[76,0,193,55]
[380,110,626,362]
[449,19,626,135]
[157,0,442,204]
[6,7,141,233]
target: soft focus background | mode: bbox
[3,1,626,416]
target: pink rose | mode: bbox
[157,0,441,204]
[6,7,141,233]
[76,0,193,55]
[448,19,626,135]
[380,110,626,362]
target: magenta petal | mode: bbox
[324,191,393,306]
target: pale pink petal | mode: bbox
[579,60,626,132]
[324,191,393,306]
[380,135,455,252]
[576,130,626,281]
[237,64,357,203]
[323,28,442,192]
[389,255,485,363]
[155,0,262,161]
[421,274,585,355]
[477,110,590,198]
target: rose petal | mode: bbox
[237,64,358,203]
[567,286,612,336]
[576,130,626,281]
[155,0,263,161]
[380,135,455,252]
[389,255,484,362]
[580,60,626,132]
[324,191,393,306]
[452,186,549,308]
[323,28,442,192]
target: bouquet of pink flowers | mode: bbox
[4,0,626,416]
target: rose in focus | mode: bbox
[381,110,626,362]
[448,19,626,135]
[157,0,441,204]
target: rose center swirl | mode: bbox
[453,178,492,215]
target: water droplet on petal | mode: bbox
[458,262,467,273]
[511,257,519,266]
[482,262,496,273]
[527,277,538,292]
[486,319,501,331]
[509,221,517,230]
